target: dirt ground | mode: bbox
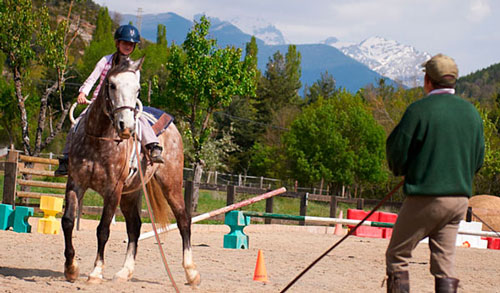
[1,218,499,293]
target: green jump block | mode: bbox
[0,204,33,233]
[223,210,251,249]
[0,204,14,230]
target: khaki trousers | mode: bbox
[386,196,468,278]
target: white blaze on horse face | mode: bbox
[108,71,140,137]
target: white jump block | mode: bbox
[420,221,488,249]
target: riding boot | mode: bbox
[146,143,165,164]
[55,155,69,176]
[387,271,409,293]
[435,277,459,293]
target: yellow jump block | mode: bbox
[38,196,63,235]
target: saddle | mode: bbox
[125,107,174,186]
[142,106,174,136]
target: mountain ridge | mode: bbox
[120,12,393,92]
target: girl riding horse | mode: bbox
[56,25,163,176]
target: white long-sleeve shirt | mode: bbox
[79,54,114,101]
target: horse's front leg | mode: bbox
[62,178,86,282]
[113,191,142,282]
[88,188,122,283]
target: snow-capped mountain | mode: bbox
[229,16,286,45]
[325,36,432,87]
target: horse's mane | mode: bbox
[95,55,133,101]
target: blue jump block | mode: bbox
[0,203,33,233]
[223,210,251,249]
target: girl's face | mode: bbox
[116,40,136,56]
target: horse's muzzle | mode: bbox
[118,128,132,139]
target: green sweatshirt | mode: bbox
[386,93,485,197]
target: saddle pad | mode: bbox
[142,106,174,136]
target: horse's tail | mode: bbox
[146,177,172,228]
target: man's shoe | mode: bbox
[147,143,165,164]
[55,156,69,176]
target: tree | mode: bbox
[160,16,256,211]
[475,108,500,194]
[214,36,261,174]
[283,91,387,196]
[78,7,115,80]
[0,0,79,155]
[255,45,302,125]
[304,71,336,105]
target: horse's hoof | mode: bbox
[87,276,103,284]
[187,271,201,287]
[64,263,80,282]
[113,268,132,282]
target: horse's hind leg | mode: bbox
[88,190,121,283]
[155,176,201,286]
[114,191,142,282]
[62,179,86,282]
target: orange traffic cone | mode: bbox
[334,210,345,236]
[253,250,268,283]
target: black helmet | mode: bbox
[114,24,141,43]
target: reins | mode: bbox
[280,179,405,292]
[133,133,180,293]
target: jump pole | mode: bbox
[243,211,500,238]
[138,187,287,241]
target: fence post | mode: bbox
[357,198,364,210]
[330,196,338,219]
[214,171,218,185]
[260,176,263,189]
[226,185,236,206]
[265,196,273,224]
[238,174,242,186]
[184,181,194,219]
[299,193,308,226]
[2,149,19,205]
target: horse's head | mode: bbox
[105,56,145,139]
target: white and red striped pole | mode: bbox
[138,187,287,241]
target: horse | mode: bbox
[61,55,201,286]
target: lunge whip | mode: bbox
[280,179,405,292]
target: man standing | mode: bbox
[385,54,485,293]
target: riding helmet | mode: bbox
[114,24,141,43]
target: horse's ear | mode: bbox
[131,55,146,72]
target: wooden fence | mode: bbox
[1,149,402,225]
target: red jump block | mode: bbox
[482,237,500,250]
[347,209,383,238]
[379,212,398,239]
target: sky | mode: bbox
[94,0,499,75]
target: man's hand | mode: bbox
[77,92,90,105]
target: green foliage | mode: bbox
[0,0,42,76]
[214,36,261,173]
[283,91,387,192]
[160,16,256,165]
[156,24,167,46]
[77,7,115,79]
[456,62,500,109]
[475,108,500,194]
[304,71,336,105]
[255,46,302,125]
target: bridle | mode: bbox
[102,70,143,126]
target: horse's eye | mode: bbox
[110,83,116,90]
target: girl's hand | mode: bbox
[77,92,90,105]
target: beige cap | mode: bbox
[422,54,459,86]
